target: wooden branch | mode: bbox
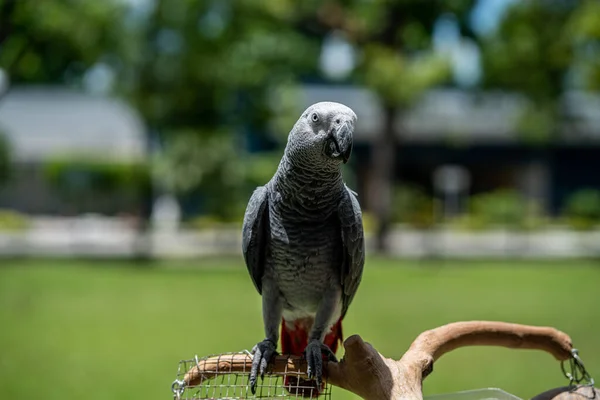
[182,321,595,400]
[183,353,310,387]
[409,321,574,362]
[327,321,575,400]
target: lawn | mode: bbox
[0,257,599,400]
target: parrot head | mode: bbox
[287,102,357,165]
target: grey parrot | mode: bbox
[242,102,365,396]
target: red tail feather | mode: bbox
[280,318,343,398]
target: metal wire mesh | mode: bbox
[172,352,332,400]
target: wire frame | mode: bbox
[172,352,332,400]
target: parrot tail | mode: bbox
[280,317,343,398]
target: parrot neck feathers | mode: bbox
[273,155,344,209]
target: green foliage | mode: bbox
[462,189,531,230]
[43,157,150,204]
[123,1,322,220]
[154,132,239,221]
[1,0,475,231]
[0,209,29,232]
[153,131,281,223]
[153,131,239,194]
[563,189,600,230]
[361,45,450,107]
[391,184,436,228]
[565,0,600,91]
[516,102,557,145]
[269,82,306,144]
[2,0,319,216]
[327,1,471,107]
[0,0,129,84]
[128,0,319,129]
[154,133,278,200]
[472,189,525,228]
[480,1,573,101]
[328,1,474,250]
[198,151,281,224]
[186,215,234,230]
[481,0,600,144]
[243,152,281,189]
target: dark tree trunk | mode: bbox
[130,0,166,263]
[370,105,397,253]
[132,134,154,263]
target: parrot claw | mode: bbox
[249,339,278,394]
[304,340,337,387]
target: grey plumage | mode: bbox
[242,102,365,392]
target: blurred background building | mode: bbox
[0,86,146,215]
[0,0,599,258]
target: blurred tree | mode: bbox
[0,0,128,85]
[0,0,321,239]
[563,188,600,230]
[125,0,320,221]
[568,1,600,91]
[0,0,148,257]
[479,0,600,143]
[302,0,475,251]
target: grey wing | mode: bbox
[337,185,365,318]
[242,186,270,294]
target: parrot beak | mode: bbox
[329,122,354,164]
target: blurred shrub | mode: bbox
[457,189,537,230]
[153,131,283,226]
[562,189,600,230]
[0,209,29,232]
[155,132,243,224]
[391,184,436,228]
[186,215,237,230]
[44,158,150,194]
[43,158,150,214]
[153,132,235,195]
[448,213,488,231]
[184,151,282,227]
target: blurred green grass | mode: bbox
[0,257,599,400]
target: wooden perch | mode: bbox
[183,321,596,400]
[326,321,574,400]
[183,353,310,387]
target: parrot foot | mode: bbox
[249,338,278,394]
[304,339,338,387]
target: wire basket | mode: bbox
[172,352,332,400]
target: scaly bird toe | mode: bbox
[304,339,336,387]
[249,339,278,394]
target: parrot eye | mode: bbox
[311,113,319,123]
